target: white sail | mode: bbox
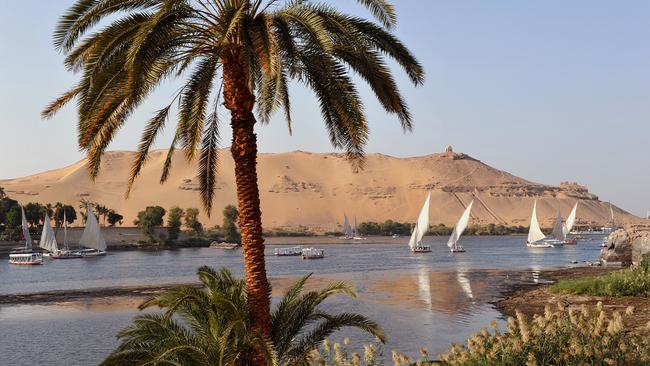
[79,204,106,251]
[21,206,32,249]
[39,213,58,253]
[343,214,352,236]
[527,201,546,244]
[609,203,615,227]
[562,202,578,236]
[447,200,474,249]
[353,216,358,236]
[409,192,431,249]
[551,204,565,241]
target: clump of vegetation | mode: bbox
[184,207,203,235]
[550,255,650,297]
[357,220,414,236]
[133,206,166,243]
[222,205,241,244]
[439,303,650,366]
[166,206,184,241]
[264,227,316,237]
[308,338,434,366]
[101,267,384,366]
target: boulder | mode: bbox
[600,226,650,266]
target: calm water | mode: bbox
[0,236,603,365]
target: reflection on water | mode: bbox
[0,236,602,364]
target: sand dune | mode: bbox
[0,148,639,231]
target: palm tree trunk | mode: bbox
[222,47,271,345]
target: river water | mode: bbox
[0,236,603,365]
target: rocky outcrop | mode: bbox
[601,226,650,266]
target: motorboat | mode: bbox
[274,246,302,256]
[301,247,325,259]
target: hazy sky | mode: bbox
[1,0,649,216]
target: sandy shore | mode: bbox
[495,266,650,331]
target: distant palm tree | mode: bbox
[101,266,384,366]
[45,0,423,339]
[0,186,6,200]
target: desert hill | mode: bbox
[0,147,638,231]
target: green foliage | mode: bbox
[264,227,316,237]
[439,303,650,366]
[357,220,412,236]
[550,255,650,297]
[5,205,22,230]
[0,197,19,229]
[23,202,50,227]
[223,205,241,244]
[166,206,184,241]
[184,207,203,235]
[53,203,77,228]
[102,267,384,366]
[47,0,423,215]
[0,186,5,199]
[134,206,166,243]
[106,210,123,227]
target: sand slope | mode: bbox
[0,149,638,230]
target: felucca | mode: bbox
[561,202,578,244]
[526,201,563,248]
[49,212,83,259]
[79,203,107,256]
[341,214,353,240]
[409,192,431,253]
[8,206,43,265]
[447,200,474,253]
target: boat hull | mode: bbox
[563,239,577,245]
[411,246,431,253]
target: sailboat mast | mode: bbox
[63,211,68,250]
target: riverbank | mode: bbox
[495,266,650,331]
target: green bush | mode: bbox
[550,255,650,297]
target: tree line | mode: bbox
[0,186,122,239]
[134,204,240,246]
[355,220,532,236]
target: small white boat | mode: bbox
[526,201,564,248]
[392,234,400,238]
[447,200,474,253]
[409,192,432,253]
[274,246,302,256]
[78,203,107,256]
[210,242,240,250]
[9,207,43,265]
[352,216,366,240]
[9,252,43,265]
[301,247,325,259]
[600,237,609,248]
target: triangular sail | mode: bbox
[353,216,358,236]
[563,202,578,236]
[343,214,352,236]
[21,206,32,249]
[79,203,106,251]
[609,203,615,227]
[39,213,58,253]
[409,192,431,249]
[551,204,565,240]
[527,201,546,244]
[447,200,474,249]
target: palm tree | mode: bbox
[0,186,6,200]
[45,0,423,339]
[101,266,384,366]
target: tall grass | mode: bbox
[550,255,650,297]
[310,302,650,365]
[439,302,650,366]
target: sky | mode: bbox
[0,0,649,216]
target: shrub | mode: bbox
[439,303,650,366]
